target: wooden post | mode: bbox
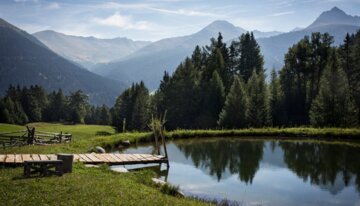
[160,128,169,168]
[59,132,62,143]
[57,154,73,173]
[26,126,35,145]
[122,118,126,133]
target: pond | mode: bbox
[114,138,360,206]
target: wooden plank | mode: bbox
[139,154,155,161]
[73,154,81,162]
[124,154,137,161]
[47,154,57,160]
[85,154,102,163]
[31,154,40,161]
[39,154,49,161]
[130,154,142,161]
[15,154,23,163]
[101,154,117,162]
[114,154,129,162]
[5,154,15,163]
[22,154,32,162]
[93,154,109,163]
[79,154,92,163]
[0,154,6,162]
[77,154,86,162]
[109,154,122,162]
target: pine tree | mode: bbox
[236,32,264,82]
[99,105,111,125]
[68,90,88,124]
[218,76,248,128]
[247,70,270,127]
[269,69,285,126]
[201,71,225,128]
[309,49,358,127]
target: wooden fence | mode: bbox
[0,126,72,149]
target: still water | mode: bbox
[117,138,360,206]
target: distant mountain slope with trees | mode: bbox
[0,18,125,105]
[94,7,360,90]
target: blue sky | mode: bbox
[1,0,359,41]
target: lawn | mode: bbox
[1,122,360,206]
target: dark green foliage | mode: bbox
[340,31,360,123]
[43,89,67,122]
[309,49,358,127]
[280,33,333,125]
[247,70,270,127]
[232,32,264,82]
[218,76,248,128]
[269,69,285,126]
[112,81,150,131]
[68,90,89,124]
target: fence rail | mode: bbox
[0,126,72,149]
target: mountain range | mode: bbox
[0,18,125,105]
[33,30,151,69]
[1,6,359,102]
[87,6,359,90]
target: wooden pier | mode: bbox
[0,153,168,166]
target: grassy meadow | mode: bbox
[1,122,360,205]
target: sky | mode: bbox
[0,0,359,41]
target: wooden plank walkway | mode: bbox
[0,153,167,165]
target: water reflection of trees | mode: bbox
[175,139,360,193]
[279,142,360,193]
[176,139,264,184]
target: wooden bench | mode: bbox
[24,160,63,177]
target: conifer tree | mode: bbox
[247,70,270,127]
[269,69,285,126]
[237,32,264,82]
[309,49,358,127]
[218,76,248,128]
[201,71,225,128]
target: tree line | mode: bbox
[0,85,111,125]
[1,31,359,130]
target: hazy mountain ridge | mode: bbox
[0,18,125,105]
[93,7,360,90]
[34,30,151,69]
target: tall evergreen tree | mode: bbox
[68,90,88,124]
[218,76,248,128]
[309,49,358,127]
[112,81,150,131]
[280,33,333,125]
[236,32,264,82]
[200,71,225,128]
[269,69,285,126]
[99,105,111,125]
[247,70,270,127]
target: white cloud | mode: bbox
[47,2,60,10]
[271,11,295,16]
[14,0,39,3]
[149,7,225,18]
[94,12,153,30]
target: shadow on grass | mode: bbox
[96,131,113,136]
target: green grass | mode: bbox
[0,122,151,154]
[0,164,206,206]
[1,123,360,205]
[166,127,360,139]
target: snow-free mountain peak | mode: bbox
[307,6,360,28]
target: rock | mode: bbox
[152,178,166,186]
[120,140,131,147]
[111,167,129,173]
[95,146,106,153]
[85,164,100,168]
